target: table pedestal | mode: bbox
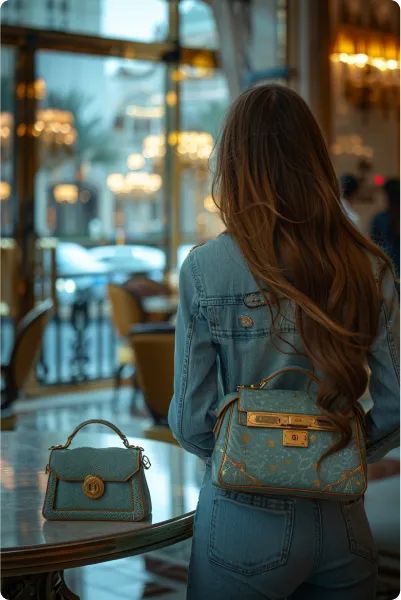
[1,571,79,600]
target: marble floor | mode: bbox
[64,547,191,600]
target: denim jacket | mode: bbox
[168,234,400,463]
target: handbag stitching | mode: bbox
[220,453,263,486]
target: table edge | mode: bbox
[1,511,194,577]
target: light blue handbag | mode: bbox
[211,367,367,501]
[43,420,152,521]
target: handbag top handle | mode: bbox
[258,367,320,389]
[50,419,143,451]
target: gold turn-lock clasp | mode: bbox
[83,475,105,499]
[283,430,309,447]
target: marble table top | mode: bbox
[1,432,204,577]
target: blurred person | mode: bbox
[169,85,400,600]
[371,178,400,278]
[340,173,360,227]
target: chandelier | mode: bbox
[0,110,77,161]
[107,172,162,195]
[331,53,400,71]
[330,31,400,117]
[33,110,77,145]
[143,131,214,168]
[330,135,373,159]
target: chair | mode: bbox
[1,300,54,428]
[130,322,175,427]
[124,276,172,322]
[124,276,170,298]
[107,283,145,401]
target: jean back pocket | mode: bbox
[208,491,294,575]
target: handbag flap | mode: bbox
[49,447,140,482]
[238,388,321,415]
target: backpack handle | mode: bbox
[259,367,320,389]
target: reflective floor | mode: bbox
[65,548,191,599]
[15,386,149,437]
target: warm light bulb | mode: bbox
[371,58,387,71]
[355,53,368,67]
[127,153,145,171]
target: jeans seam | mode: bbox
[313,500,323,571]
[208,497,217,558]
[340,501,378,563]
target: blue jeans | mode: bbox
[187,467,378,600]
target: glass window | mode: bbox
[250,0,288,71]
[1,47,15,237]
[35,51,166,247]
[1,0,168,43]
[276,0,288,67]
[180,0,218,49]
[180,69,230,245]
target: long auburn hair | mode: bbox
[212,84,394,461]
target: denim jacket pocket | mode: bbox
[208,490,294,575]
[209,299,298,342]
[341,498,379,563]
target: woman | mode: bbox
[168,85,399,600]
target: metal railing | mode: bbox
[36,288,118,385]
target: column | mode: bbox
[288,0,333,143]
[164,0,181,271]
[13,41,39,322]
[211,0,252,100]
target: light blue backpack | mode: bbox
[211,367,366,501]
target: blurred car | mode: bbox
[88,245,166,282]
[41,243,110,305]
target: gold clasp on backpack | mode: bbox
[246,412,335,431]
[283,430,309,447]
